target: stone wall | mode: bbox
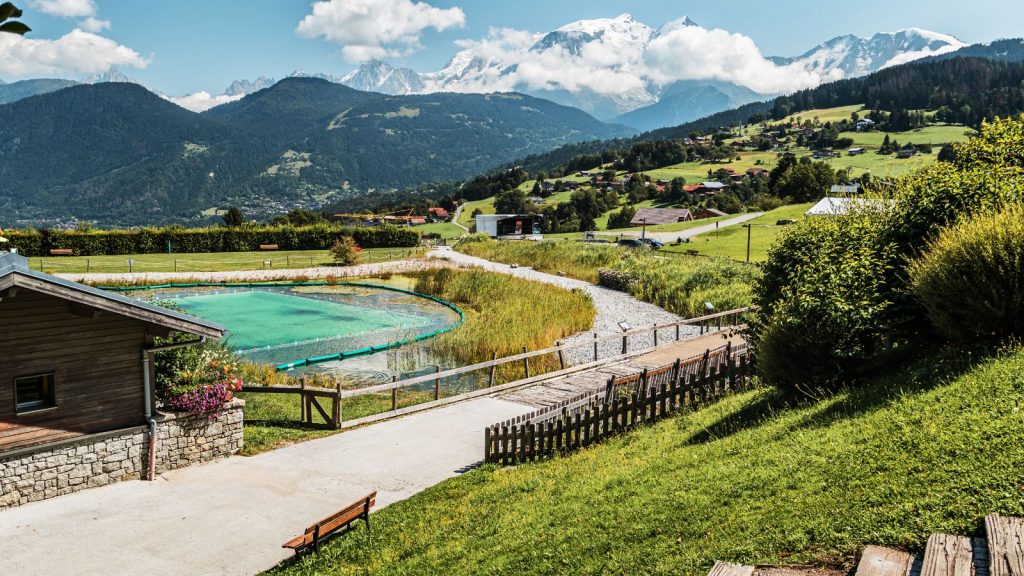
[0,399,244,509]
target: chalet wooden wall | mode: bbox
[0,288,147,452]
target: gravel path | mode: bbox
[428,247,698,364]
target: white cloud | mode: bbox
[79,16,110,33]
[296,0,465,62]
[164,91,244,113]
[643,24,826,94]
[0,29,149,77]
[28,0,97,18]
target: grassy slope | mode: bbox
[268,347,1024,576]
[661,204,813,262]
[414,222,465,240]
[30,247,424,274]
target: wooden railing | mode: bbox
[240,305,756,429]
[483,343,754,465]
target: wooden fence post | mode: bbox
[332,381,342,429]
[484,427,491,463]
[300,378,308,424]
[622,333,628,354]
[593,333,599,361]
[675,323,680,341]
[489,352,498,387]
[523,346,530,379]
[434,365,441,401]
[391,375,398,411]
[557,341,565,370]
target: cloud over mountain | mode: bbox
[296,0,466,62]
[0,29,148,77]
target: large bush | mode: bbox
[5,224,419,257]
[908,204,1024,342]
[751,213,898,390]
[753,116,1024,390]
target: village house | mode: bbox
[0,252,242,508]
[831,184,861,195]
[847,147,866,156]
[856,118,876,132]
[427,207,449,220]
[629,207,694,226]
[897,147,918,159]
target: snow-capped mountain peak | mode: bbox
[652,16,699,39]
[85,66,142,85]
[775,28,966,79]
[340,59,426,95]
[223,76,275,97]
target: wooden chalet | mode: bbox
[0,253,224,454]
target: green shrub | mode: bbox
[908,204,1024,342]
[330,237,359,266]
[3,223,419,257]
[751,213,898,390]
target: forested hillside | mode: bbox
[0,78,631,226]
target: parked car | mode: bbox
[618,239,648,249]
[639,238,664,249]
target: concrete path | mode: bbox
[0,397,529,576]
[628,212,764,243]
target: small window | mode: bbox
[15,373,56,413]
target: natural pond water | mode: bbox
[140,284,466,386]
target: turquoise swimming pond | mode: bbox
[166,290,435,351]
[138,284,463,379]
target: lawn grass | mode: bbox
[266,346,1024,576]
[661,204,814,262]
[414,222,465,240]
[456,237,624,282]
[28,247,424,274]
[458,198,496,228]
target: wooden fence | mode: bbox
[484,343,754,465]
[241,306,756,430]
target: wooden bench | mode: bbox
[283,492,376,554]
[48,249,74,256]
[259,244,279,251]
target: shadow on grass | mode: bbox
[681,344,984,446]
[244,419,332,431]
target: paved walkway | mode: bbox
[0,397,529,576]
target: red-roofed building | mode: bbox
[427,207,449,220]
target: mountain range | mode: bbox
[0,15,970,132]
[0,78,631,227]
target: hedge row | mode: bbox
[5,224,420,257]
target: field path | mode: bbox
[451,203,470,233]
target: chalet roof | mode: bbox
[699,208,730,217]
[806,197,889,217]
[831,184,861,194]
[0,252,225,339]
[701,182,729,189]
[630,207,693,226]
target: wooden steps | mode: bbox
[857,546,917,576]
[708,561,756,576]
[986,515,1024,576]
[921,535,974,576]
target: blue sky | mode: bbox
[7,0,1024,97]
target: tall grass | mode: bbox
[413,268,596,365]
[457,236,622,283]
[605,253,759,317]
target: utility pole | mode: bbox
[743,224,752,263]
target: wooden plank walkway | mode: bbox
[501,333,744,410]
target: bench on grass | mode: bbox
[259,244,279,251]
[283,491,376,554]
[49,249,74,256]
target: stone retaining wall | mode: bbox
[0,400,244,509]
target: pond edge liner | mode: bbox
[100,281,465,371]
